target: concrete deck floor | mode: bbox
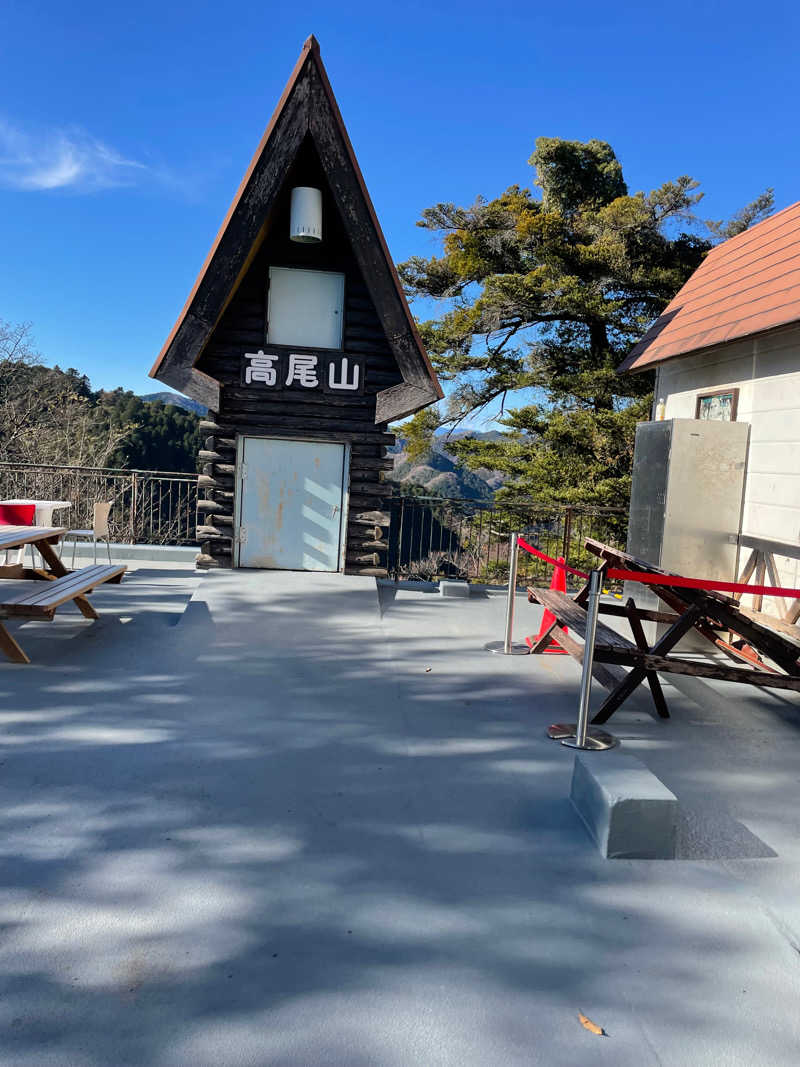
[1,567,800,1065]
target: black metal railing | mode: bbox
[0,463,629,574]
[387,495,627,587]
[0,462,198,545]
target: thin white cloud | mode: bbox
[0,119,149,192]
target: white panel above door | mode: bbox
[267,267,345,350]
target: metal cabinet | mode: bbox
[267,267,344,350]
[626,419,750,628]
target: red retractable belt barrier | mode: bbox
[604,569,800,601]
[516,537,589,580]
[515,536,800,601]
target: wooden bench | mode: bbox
[528,587,671,719]
[0,563,126,663]
[530,540,800,724]
[585,538,800,677]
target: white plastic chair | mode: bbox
[64,502,113,566]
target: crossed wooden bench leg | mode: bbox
[527,575,800,724]
[0,623,29,664]
[624,598,669,719]
[35,538,100,620]
[592,603,703,724]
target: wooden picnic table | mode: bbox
[585,538,800,675]
[526,538,800,724]
[0,526,126,664]
[0,525,67,578]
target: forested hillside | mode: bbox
[387,431,505,499]
[0,321,201,472]
[102,389,202,470]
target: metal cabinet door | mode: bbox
[267,267,344,350]
[237,437,346,571]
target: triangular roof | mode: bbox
[149,35,442,421]
[619,200,800,373]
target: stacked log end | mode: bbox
[193,421,394,575]
[342,443,392,577]
[195,415,236,569]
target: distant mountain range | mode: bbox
[142,392,207,416]
[387,430,506,500]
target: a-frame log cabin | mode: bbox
[150,36,442,575]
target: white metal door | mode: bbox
[237,437,347,571]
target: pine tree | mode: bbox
[398,138,772,507]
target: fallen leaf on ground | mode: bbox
[578,1012,605,1036]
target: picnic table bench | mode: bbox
[585,538,800,674]
[0,526,126,664]
[527,538,800,724]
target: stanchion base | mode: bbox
[561,732,618,750]
[547,723,618,750]
[484,640,530,655]
[547,722,576,739]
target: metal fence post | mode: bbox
[129,471,138,544]
[485,532,530,655]
[395,496,406,581]
[547,568,618,749]
[562,506,573,568]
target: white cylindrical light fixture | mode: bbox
[290,186,323,243]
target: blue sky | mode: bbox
[2,0,799,413]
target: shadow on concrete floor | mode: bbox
[0,571,798,1064]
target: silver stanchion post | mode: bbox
[547,567,618,749]
[485,532,530,655]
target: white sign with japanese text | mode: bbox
[241,347,365,395]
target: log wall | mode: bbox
[194,138,400,575]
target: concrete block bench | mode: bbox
[570,751,677,859]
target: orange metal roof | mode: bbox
[619,200,800,373]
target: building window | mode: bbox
[267,266,344,350]
[695,388,738,422]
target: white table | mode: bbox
[0,500,72,565]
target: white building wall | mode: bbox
[653,324,800,605]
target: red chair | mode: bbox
[0,504,36,567]
[0,503,36,526]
